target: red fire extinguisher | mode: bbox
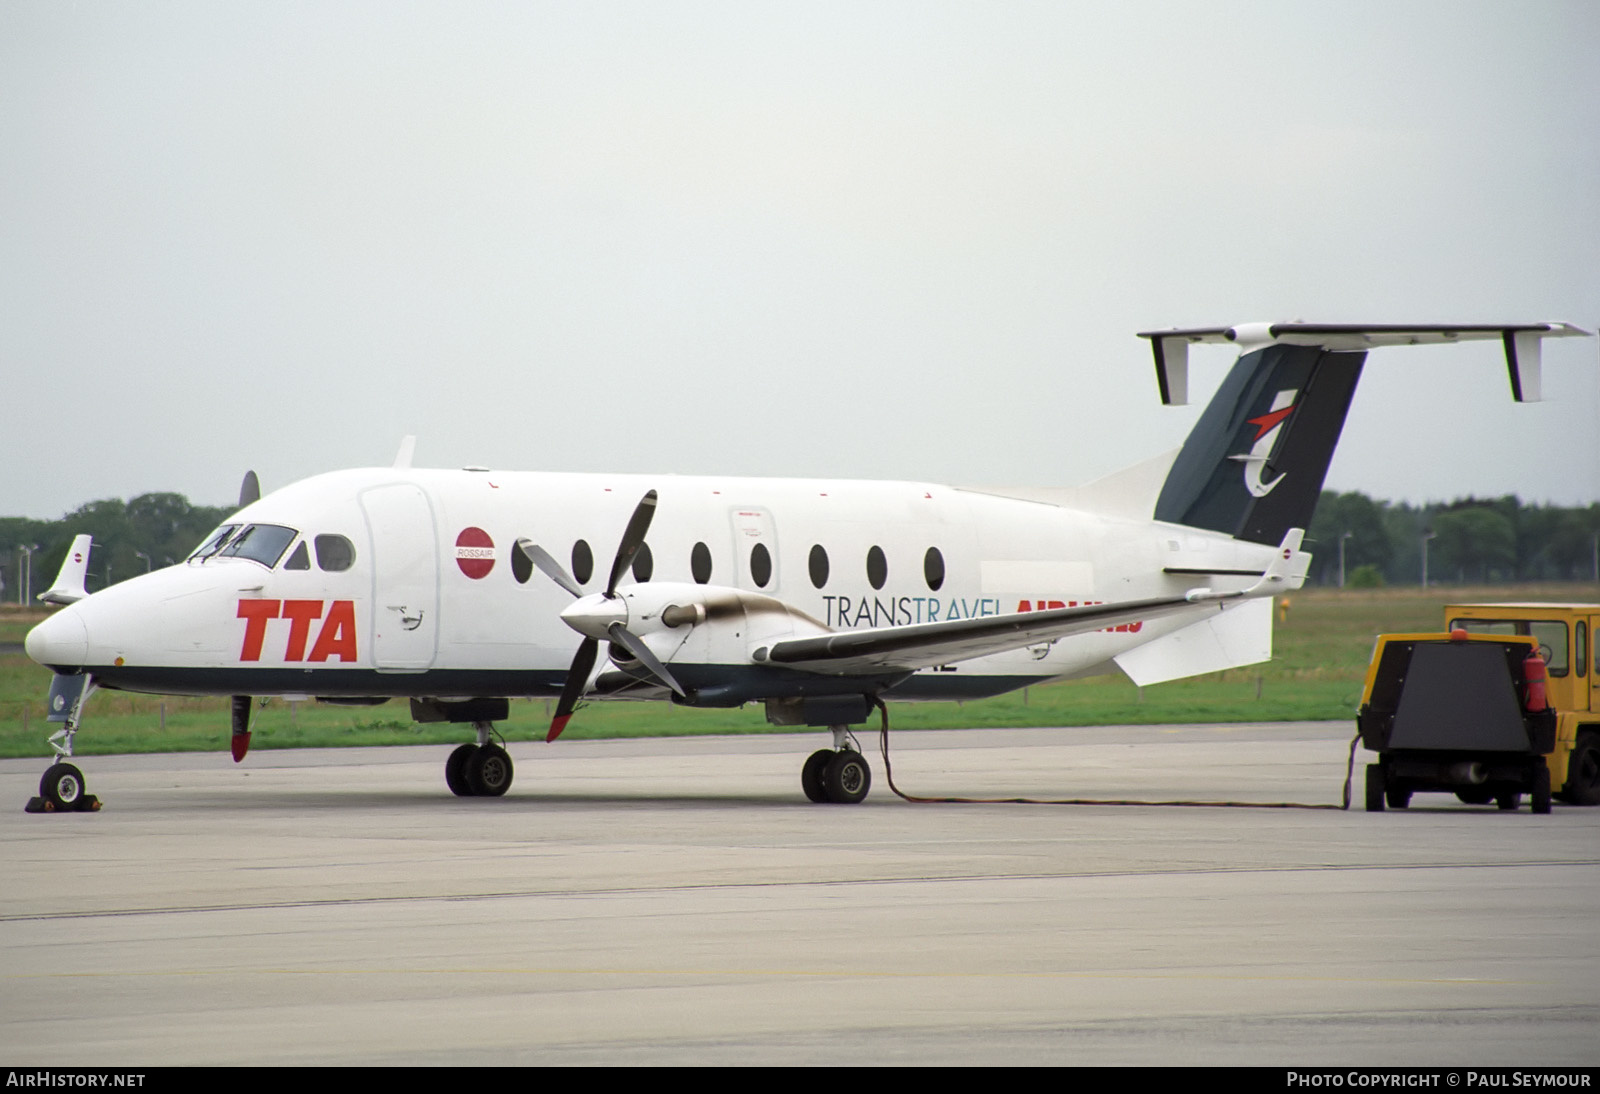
[1523,647,1548,713]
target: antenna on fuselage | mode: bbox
[392,435,417,469]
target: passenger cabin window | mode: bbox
[750,543,772,588]
[691,542,712,584]
[808,545,829,589]
[285,542,311,570]
[866,546,887,590]
[632,543,653,582]
[315,534,356,572]
[572,540,594,585]
[1451,617,1570,678]
[216,524,298,568]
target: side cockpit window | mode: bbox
[314,534,356,572]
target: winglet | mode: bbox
[37,535,93,606]
[393,435,417,469]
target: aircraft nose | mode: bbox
[25,609,89,670]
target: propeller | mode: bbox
[517,490,686,741]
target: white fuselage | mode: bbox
[26,465,1282,703]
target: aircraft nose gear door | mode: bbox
[360,483,440,672]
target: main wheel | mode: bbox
[40,763,86,810]
[465,744,514,797]
[445,743,475,797]
[1531,763,1552,815]
[822,750,871,804]
[1562,734,1600,805]
[801,749,832,803]
[1364,764,1385,812]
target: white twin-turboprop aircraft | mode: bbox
[23,322,1591,810]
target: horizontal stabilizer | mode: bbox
[1138,322,1590,404]
[37,535,93,606]
[1114,596,1272,687]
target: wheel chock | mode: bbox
[24,794,102,814]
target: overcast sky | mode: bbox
[3,1,1596,520]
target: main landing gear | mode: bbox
[26,674,101,814]
[445,721,515,797]
[801,726,872,804]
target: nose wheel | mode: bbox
[28,762,100,813]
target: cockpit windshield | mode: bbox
[189,523,299,568]
[189,524,240,561]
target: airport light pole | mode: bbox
[19,544,38,605]
[135,551,151,573]
[1339,532,1354,588]
[1421,531,1437,588]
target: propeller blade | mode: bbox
[606,622,686,697]
[516,539,584,598]
[605,490,658,596]
[549,637,599,742]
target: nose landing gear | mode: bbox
[26,674,101,814]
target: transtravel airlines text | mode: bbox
[1286,1074,1591,1088]
[822,594,1143,633]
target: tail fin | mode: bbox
[38,534,94,605]
[1138,322,1591,546]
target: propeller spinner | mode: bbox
[517,490,686,741]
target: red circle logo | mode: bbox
[455,527,495,579]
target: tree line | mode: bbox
[0,494,232,602]
[1,489,1597,602]
[1306,491,1600,586]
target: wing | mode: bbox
[760,531,1304,675]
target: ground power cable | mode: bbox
[872,698,1352,811]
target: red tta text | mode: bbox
[237,599,358,662]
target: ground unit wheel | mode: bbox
[1365,764,1385,812]
[801,749,832,803]
[1563,734,1600,805]
[1385,781,1412,810]
[1455,787,1493,806]
[1496,788,1520,811]
[823,750,871,804]
[465,744,513,797]
[445,743,475,797]
[1531,764,1552,815]
[40,763,85,810]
